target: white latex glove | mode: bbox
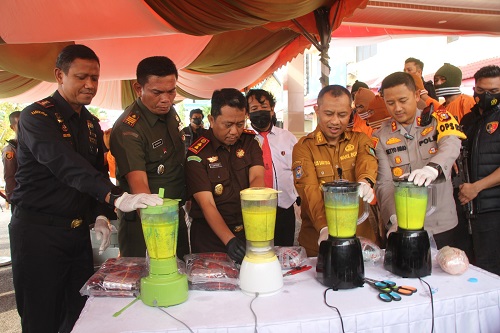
[358,181,375,203]
[94,215,112,255]
[318,227,329,245]
[114,192,163,212]
[408,166,439,186]
[386,214,398,238]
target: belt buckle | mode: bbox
[71,219,83,228]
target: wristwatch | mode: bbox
[109,186,124,206]
[426,162,442,176]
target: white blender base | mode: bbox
[239,256,283,296]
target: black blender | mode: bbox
[316,181,369,290]
[384,180,436,278]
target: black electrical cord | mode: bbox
[249,292,260,333]
[323,288,345,333]
[154,300,194,333]
[419,277,435,333]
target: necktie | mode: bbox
[260,131,273,188]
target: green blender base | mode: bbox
[140,258,188,307]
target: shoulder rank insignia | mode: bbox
[188,136,210,154]
[243,129,256,135]
[36,99,54,108]
[315,131,325,143]
[123,110,140,127]
[391,121,397,132]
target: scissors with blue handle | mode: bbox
[365,278,416,302]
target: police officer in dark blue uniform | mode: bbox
[9,44,162,333]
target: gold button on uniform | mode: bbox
[71,219,83,228]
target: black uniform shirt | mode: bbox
[11,91,114,219]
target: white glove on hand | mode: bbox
[94,216,112,255]
[358,182,375,203]
[318,227,329,245]
[114,192,163,212]
[386,214,398,239]
[408,166,438,186]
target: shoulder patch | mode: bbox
[31,110,48,117]
[35,99,54,108]
[433,108,466,141]
[5,151,14,160]
[123,110,140,127]
[188,136,210,154]
[243,129,256,135]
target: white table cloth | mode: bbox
[72,258,500,333]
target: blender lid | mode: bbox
[240,187,280,200]
[322,180,359,192]
[141,198,180,214]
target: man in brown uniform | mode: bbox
[292,85,378,256]
[185,88,265,263]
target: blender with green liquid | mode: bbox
[317,180,369,290]
[140,191,188,307]
[239,187,283,296]
[384,180,436,278]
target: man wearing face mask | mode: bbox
[459,65,500,275]
[181,108,207,153]
[246,89,299,246]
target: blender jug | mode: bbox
[394,180,436,230]
[322,181,369,238]
[139,197,188,307]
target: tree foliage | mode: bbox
[0,102,25,143]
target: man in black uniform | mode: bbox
[9,44,162,333]
[185,88,265,263]
[181,108,207,153]
[110,56,189,259]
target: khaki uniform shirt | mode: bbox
[292,128,377,256]
[373,108,465,235]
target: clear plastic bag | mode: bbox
[436,246,469,275]
[275,246,307,269]
[80,257,147,297]
[359,237,383,264]
[184,252,239,291]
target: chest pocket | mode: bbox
[418,135,438,162]
[315,164,334,181]
[207,161,230,183]
[145,141,164,173]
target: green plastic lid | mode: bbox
[140,198,180,215]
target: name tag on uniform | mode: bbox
[209,162,222,169]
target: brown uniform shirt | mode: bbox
[186,128,264,227]
[292,128,378,256]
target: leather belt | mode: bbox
[14,206,84,229]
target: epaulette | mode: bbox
[188,136,210,154]
[242,129,256,135]
[122,109,140,127]
[35,98,54,109]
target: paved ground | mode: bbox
[0,206,21,333]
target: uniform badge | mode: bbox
[87,120,94,129]
[152,139,163,149]
[31,110,48,117]
[207,156,219,163]
[437,110,451,122]
[294,166,303,179]
[315,131,324,143]
[189,137,210,154]
[55,112,64,123]
[386,137,401,145]
[371,137,379,148]
[416,116,422,126]
[486,121,498,134]
[394,156,402,164]
[236,149,245,158]
[187,156,202,163]
[429,147,437,154]
[391,121,397,132]
[345,144,354,152]
[421,127,433,136]
[181,133,186,142]
[243,129,256,135]
[214,184,224,196]
[61,124,69,132]
[36,99,53,108]
[5,151,14,160]
[209,162,222,169]
[157,164,165,175]
[281,151,286,156]
[123,111,139,127]
[392,167,403,177]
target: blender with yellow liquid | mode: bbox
[317,180,369,290]
[140,192,188,307]
[384,180,436,278]
[239,187,283,296]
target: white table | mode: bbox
[72,258,500,333]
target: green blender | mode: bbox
[140,190,188,307]
[384,180,436,278]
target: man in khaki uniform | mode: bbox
[292,85,378,256]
